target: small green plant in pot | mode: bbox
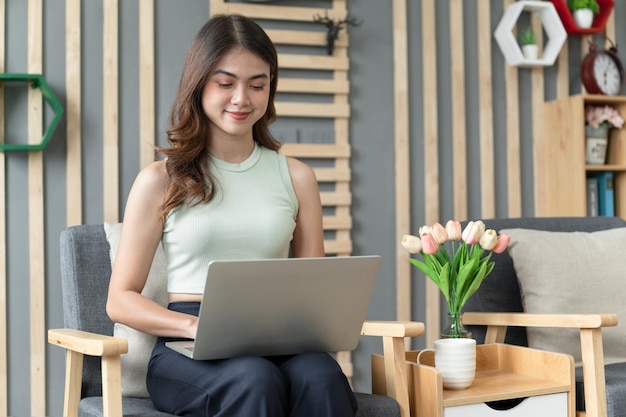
[568,0,600,28]
[519,27,536,45]
[519,27,538,60]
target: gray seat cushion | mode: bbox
[78,392,399,417]
[576,362,626,417]
[79,397,174,417]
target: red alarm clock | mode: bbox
[581,39,625,96]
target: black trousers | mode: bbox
[146,302,358,417]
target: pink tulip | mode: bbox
[431,223,448,244]
[401,234,422,254]
[445,220,462,240]
[491,233,511,254]
[421,233,439,255]
[461,220,485,244]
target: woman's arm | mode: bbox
[286,157,325,258]
[106,161,198,339]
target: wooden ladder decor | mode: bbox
[209,0,356,380]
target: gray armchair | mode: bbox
[461,216,626,417]
[48,224,423,417]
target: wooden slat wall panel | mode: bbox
[421,0,440,347]
[278,53,349,70]
[504,0,522,217]
[103,0,119,223]
[66,0,82,226]
[531,16,545,217]
[450,0,468,222]
[478,0,495,219]
[27,0,46,415]
[392,0,411,345]
[210,3,345,22]
[275,102,350,118]
[278,78,350,94]
[139,0,155,169]
[0,0,6,414]
[265,29,348,48]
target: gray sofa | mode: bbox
[462,216,626,417]
[51,224,419,417]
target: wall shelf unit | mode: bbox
[494,0,567,67]
[549,0,614,35]
[539,94,626,218]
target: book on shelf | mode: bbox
[596,172,615,217]
[586,177,599,217]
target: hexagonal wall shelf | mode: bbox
[549,0,614,35]
[0,73,64,151]
[494,0,567,67]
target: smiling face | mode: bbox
[202,47,271,145]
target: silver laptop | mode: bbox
[165,255,381,360]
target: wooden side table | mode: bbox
[372,343,575,417]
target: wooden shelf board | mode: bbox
[586,164,626,171]
[442,369,571,407]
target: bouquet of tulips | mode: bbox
[402,220,510,336]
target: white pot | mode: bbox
[573,9,594,29]
[417,338,476,390]
[522,44,539,60]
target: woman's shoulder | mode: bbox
[132,160,168,194]
[285,156,318,193]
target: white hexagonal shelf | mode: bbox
[494,0,567,67]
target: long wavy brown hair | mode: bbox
[157,14,280,221]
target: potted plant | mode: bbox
[584,104,624,164]
[568,0,600,28]
[519,27,538,60]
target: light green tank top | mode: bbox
[162,144,298,294]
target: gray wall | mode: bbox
[3,1,625,415]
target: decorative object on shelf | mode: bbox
[313,11,361,55]
[417,338,477,390]
[401,220,511,338]
[494,1,567,67]
[568,0,599,28]
[0,73,64,151]
[549,0,614,35]
[581,39,625,96]
[584,104,625,164]
[519,27,538,60]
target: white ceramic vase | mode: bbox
[417,338,476,390]
[573,9,594,29]
[522,44,539,60]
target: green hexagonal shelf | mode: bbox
[0,73,64,151]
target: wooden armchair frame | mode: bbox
[463,312,618,417]
[49,320,424,417]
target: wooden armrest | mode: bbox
[48,328,128,356]
[361,320,425,338]
[463,313,614,417]
[48,329,127,417]
[361,321,424,417]
[462,312,618,329]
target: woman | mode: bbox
[106,14,357,417]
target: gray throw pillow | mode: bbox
[502,227,626,365]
